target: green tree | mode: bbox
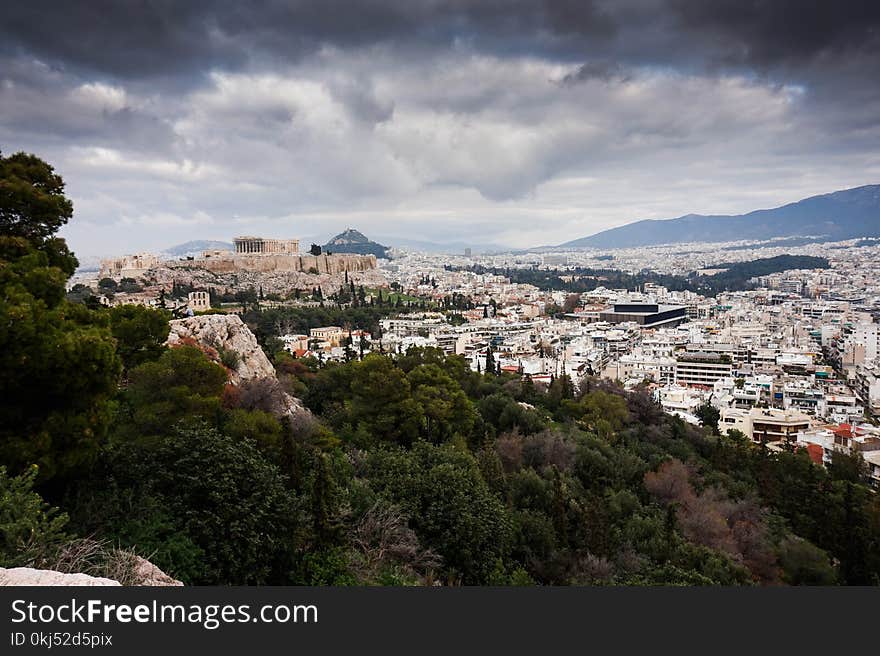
[0,465,70,567]
[1,152,73,244]
[223,408,283,453]
[0,152,121,484]
[121,346,228,439]
[827,449,870,485]
[695,403,721,433]
[71,424,300,585]
[406,364,477,442]
[108,305,171,372]
[366,442,512,583]
[118,277,142,293]
[577,390,630,440]
[0,238,120,483]
[478,392,547,435]
[348,355,423,446]
[777,536,837,585]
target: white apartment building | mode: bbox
[818,391,864,424]
[675,353,734,387]
[854,362,880,415]
[720,407,811,444]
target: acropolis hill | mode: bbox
[98,234,384,297]
[101,235,377,277]
[185,235,377,274]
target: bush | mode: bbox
[219,347,241,371]
[71,424,301,584]
[0,465,69,567]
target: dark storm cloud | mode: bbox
[668,0,880,69]
[0,1,615,81]
[560,60,632,85]
[0,57,177,154]
[2,1,878,82]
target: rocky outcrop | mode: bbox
[0,559,184,586]
[131,557,184,586]
[145,264,387,298]
[182,252,377,275]
[167,314,275,384]
[0,568,120,586]
[165,313,307,417]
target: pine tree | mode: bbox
[485,345,495,376]
[551,467,569,547]
[311,453,340,547]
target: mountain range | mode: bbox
[560,184,880,249]
[372,235,505,254]
[162,240,234,257]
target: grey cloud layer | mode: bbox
[0,1,878,255]
[4,1,877,78]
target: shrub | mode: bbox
[0,465,69,567]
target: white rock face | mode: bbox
[0,558,183,587]
[131,557,184,586]
[165,313,308,419]
[166,313,275,383]
[0,568,121,586]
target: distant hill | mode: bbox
[561,184,880,249]
[163,240,233,257]
[372,235,506,254]
[323,229,389,259]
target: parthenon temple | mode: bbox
[233,236,300,255]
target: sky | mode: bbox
[2,1,880,257]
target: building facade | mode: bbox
[599,303,688,328]
[721,407,811,444]
[188,291,210,311]
[99,253,162,279]
[675,353,734,386]
[233,236,300,255]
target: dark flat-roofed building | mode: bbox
[599,303,687,328]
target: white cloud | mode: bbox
[70,82,128,112]
[5,47,880,256]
